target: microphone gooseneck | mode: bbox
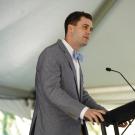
[106,67,135,93]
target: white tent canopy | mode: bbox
[0,0,135,119]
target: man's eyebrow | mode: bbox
[83,24,93,28]
[82,24,93,31]
[83,24,89,26]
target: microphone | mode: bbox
[106,67,111,72]
[106,67,135,93]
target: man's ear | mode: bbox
[68,24,74,33]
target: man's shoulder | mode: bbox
[39,39,63,58]
[42,41,58,52]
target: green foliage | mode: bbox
[0,112,16,135]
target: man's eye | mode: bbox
[83,26,87,29]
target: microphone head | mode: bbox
[106,67,112,71]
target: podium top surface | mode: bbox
[103,100,135,126]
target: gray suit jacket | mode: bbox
[29,39,104,135]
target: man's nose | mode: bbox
[87,30,91,36]
[87,29,91,34]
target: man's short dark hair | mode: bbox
[64,11,92,36]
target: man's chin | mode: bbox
[81,42,88,47]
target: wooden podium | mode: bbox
[101,100,135,135]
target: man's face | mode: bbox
[71,17,93,47]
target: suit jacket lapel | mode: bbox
[78,61,83,102]
[58,40,80,100]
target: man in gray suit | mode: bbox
[29,11,106,135]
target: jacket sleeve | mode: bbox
[82,89,106,110]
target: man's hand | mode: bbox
[118,119,134,128]
[84,109,106,125]
[118,121,128,128]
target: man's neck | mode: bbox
[64,37,80,51]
